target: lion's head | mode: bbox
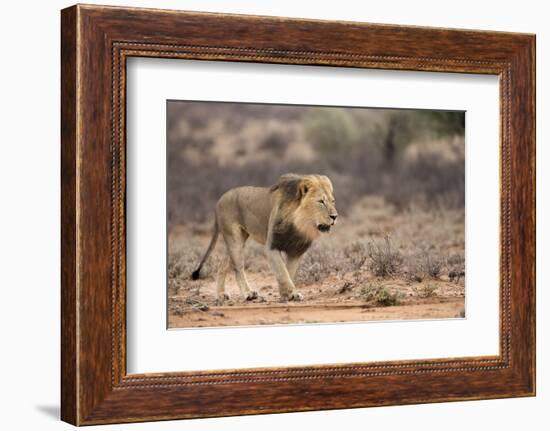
[271,174,338,240]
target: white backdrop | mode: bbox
[0,1,546,430]
[127,59,500,373]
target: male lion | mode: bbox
[191,174,338,303]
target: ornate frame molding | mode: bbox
[61,5,534,425]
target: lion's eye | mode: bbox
[318,200,325,205]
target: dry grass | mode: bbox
[168,196,465,318]
[412,283,438,299]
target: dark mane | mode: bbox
[270,218,312,258]
[269,174,303,202]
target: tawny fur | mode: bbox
[192,174,338,303]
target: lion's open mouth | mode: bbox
[318,224,331,233]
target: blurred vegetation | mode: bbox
[420,111,465,136]
[304,108,360,158]
[167,101,465,225]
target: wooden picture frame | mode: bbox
[61,4,535,425]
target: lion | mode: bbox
[191,174,338,303]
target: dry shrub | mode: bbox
[244,243,270,273]
[170,247,219,279]
[168,246,220,294]
[404,246,446,282]
[366,236,403,277]
[168,251,193,294]
[447,253,465,283]
[412,283,438,298]
[168,252,186,281]
[360,283,402,306]
[420,250,445,279]
[297,244,343,284]
[403,263,424,283]
[298,239,376,285]
[343,240,370,271]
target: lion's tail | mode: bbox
[191,218,219,280]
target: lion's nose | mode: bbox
[330,214,338,223]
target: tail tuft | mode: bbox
[190,218,218,281]
[191,269,201,280]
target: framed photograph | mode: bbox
[61,4,535,425]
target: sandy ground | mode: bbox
[168,298,464,328]
[168,271,465,328]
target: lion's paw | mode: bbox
[288,291,304,302]
[215,293,230,305]
[245,290,259,301]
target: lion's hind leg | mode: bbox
[222,227,258,301]
[215,254,231,305]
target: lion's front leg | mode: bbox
[286,254,302,284]
[266,248,303,302]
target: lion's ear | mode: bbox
[298,178,313,198]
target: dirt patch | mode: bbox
[169,298,464,328]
